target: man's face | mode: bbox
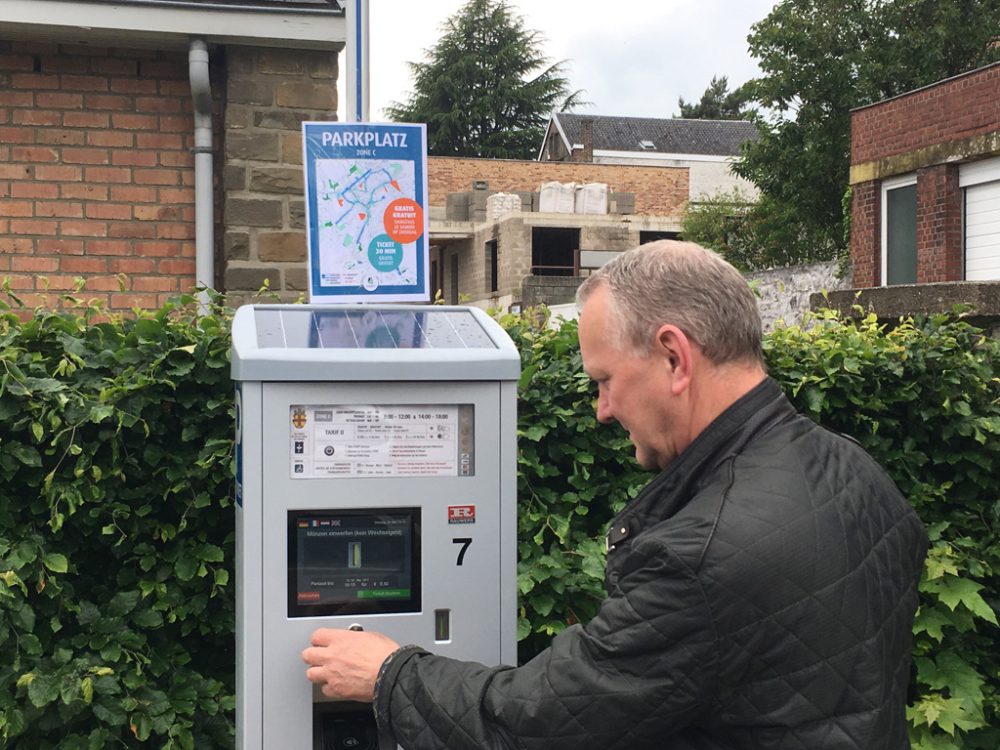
[578,285,677,471]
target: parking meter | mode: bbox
[231,305,520,750]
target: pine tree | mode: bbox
[384,0,584,159]
[676,76,751,120]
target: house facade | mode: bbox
[0,0,345,309]
[849,61,1000,288]
[538,112,759,202]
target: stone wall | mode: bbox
[748,260,851,329]
[539,260,851,330]
[222,46,337,302]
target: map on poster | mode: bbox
[303,122,429,303]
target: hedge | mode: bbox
[0,290,234,749]
[1,288,998,749]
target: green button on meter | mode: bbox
[356,589,410,600]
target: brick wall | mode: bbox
[851,181,880,286]
[428,156,688,217]
[851,62,1000,165]
[221,46,337,302]
[0,41,213,309]
[916,164,962,283]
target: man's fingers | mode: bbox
[310,627,339,647]
[305,665,326,684]
[301,645,327,665]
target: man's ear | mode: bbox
[654,324,693,395]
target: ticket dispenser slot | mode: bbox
[313,702,378,750]
[232,304,519,750]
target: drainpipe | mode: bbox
[189,39,214,312]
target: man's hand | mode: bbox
[302,628,401,702]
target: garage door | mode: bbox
[966,179,1000,280]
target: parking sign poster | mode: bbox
[302,122,430,303]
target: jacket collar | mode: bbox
[607,377,795,549]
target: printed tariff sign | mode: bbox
[302,121,430,303]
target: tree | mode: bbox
[681,188,756,269]
[676,76,751,120]
[385,0,585,159]
[734,0,1000,266]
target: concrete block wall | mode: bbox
[456,216,667,304]
[428,156,688,217]
[222,46,337,302]
[0,41,213,309]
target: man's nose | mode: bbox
[596,389,614,424]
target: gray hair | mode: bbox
[576,240,763,366]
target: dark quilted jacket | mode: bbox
[374,378,928,749]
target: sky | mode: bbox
[345,0,780,122]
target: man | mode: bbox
[303,240,928,749]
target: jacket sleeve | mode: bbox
[374,536,719,750]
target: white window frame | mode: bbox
[880,173,918,286]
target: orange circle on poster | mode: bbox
[384,198,424,244]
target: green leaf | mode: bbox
[521,424,547,441]
[925,576,999,625]
[27,673,60,708]
[134,318,163,343]
[42,552,69,574]
[107,590,141,617]
[175,554,199,582]
[6,442,42,467]
[133,609,163,629]
[531,593,555,617]
[131,711,153,740]
[199,544,225,563]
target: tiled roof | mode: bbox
[553,113,759,157]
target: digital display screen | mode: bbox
[287,509,420,617]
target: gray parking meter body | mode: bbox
[231,304,520,750]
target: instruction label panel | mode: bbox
[290,404,474,478]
